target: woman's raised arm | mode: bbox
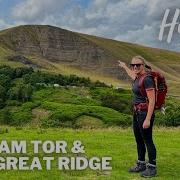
[118,60,136,80]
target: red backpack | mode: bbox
[139,71,167,110]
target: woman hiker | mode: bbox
[118,56,157,178]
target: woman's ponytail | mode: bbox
[145,64,152,71]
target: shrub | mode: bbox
[41,102,132,128]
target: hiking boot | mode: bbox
[128,160,146,173]
[141,163,157,178]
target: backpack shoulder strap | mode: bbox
[138,73,152,97]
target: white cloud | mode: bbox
[128,0,148,8]
[12,0,67,23]
[0,19,13,30]
[92,0,108,9]
[115,24,158,46]
[147,0,180,17]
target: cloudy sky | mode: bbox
[0,0,180,52]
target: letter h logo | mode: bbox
[159,9,180,43]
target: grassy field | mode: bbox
[0,127,179,180]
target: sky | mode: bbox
[0,0,180,52]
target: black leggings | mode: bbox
[133,110,156,165]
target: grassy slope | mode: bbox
[0,127,179,180]
[31,87,132,127]
[0,85,132,127]
[80,33,180,76]
[80,34,180,95]
[4,85,179,128]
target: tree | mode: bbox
[8,86,21,101]
[0,65,14,78]
[14,67,34,78]
[0,74,11,90]
[21,84,33,102]
[0,85,6,100]
[8,83,33,102]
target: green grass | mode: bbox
[0,127,179,179]
[0,86,132,127]
[32,86,132,127]
[41,101,131,127]
[32,87,102,106]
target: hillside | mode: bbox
[0,25,180,95]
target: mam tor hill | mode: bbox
[0,25,179,95]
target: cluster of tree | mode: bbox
[23,71,108,88]
[0,66,34,108]
[0,65,108,108]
